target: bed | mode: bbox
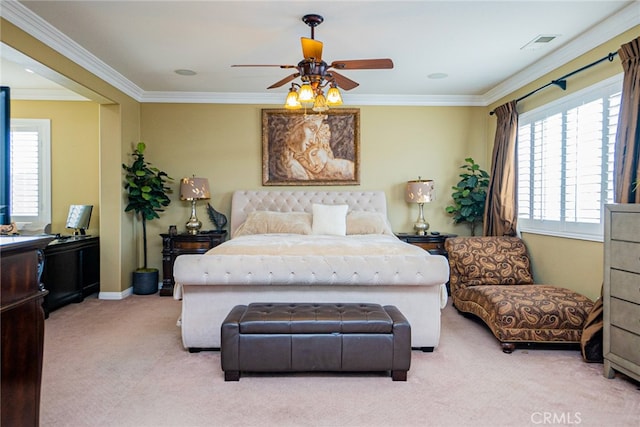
[173,190,449,351]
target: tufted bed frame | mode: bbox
[173,190,449,352]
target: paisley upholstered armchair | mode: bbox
[444,236,594,353]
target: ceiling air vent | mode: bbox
[521,34,560,50]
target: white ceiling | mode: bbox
[1,1,638,105]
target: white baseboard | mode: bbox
[98,287,133,300]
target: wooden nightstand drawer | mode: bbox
[173,240,213,250]
[395,233,456,256]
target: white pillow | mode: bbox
[312,204,349,236]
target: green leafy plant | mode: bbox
[122,142,173,270]
[445,157,490,236]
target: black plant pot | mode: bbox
[132,268,159,295]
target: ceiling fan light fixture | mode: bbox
[326,85,343,106]
[298,83,315,103]
[312,92,329,112]
[285,86,301,109]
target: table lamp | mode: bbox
[405,178,435,235]
[180,176,210,235]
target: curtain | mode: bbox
[614,36,640,204]
[483,100,518,236]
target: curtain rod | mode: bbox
[490,51,619,115]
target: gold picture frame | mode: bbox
[262,109,360,186]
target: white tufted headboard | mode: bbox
[230,190,388,238]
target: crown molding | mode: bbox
[1,0,144,100]
[139,90,486,106]
[3,0,638,106]
[483,2,640,105]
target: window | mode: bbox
[10,119,51,229]
[517,74,622,241]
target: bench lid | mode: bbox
[239,303,393,334]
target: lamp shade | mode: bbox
[405,179,435,204]
[180,177,211,201]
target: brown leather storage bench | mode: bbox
[221,303,411,381]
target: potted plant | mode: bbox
[445,157,490,236]
[122,142,173,294]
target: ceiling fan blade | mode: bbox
[231,64,297,69]
[267,73,300,89]
[330,72,359,91]
[330,59,394,70]
[301,37,323,60]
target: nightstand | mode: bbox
[395,232,457,257]
[396,232,456,296]
[159,230,227,296]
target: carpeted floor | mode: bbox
[41,294,639,427]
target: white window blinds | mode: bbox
[9,119,51,227]
[517,74,622,241]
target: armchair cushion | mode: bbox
[447,236,533,291]
[454,284,594,343]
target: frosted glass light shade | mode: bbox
[285,89,301,109]
[326,86,343,106]
[298,84,315,102]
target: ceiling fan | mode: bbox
[232,14,393,109]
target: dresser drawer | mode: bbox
[610,269,640,304]
[611,212,640,242]
[609,326,640,367]
[610,241,640,274]
[610,297,640,336]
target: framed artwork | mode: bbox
[262,109,360,186]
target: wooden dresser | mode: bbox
[603,203,640,383]
[1,235,53,427]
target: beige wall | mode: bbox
[4,15,635,299]
[139,103,488,271]
[11,100,100,235]
[486,26,640,300]
[2,18,141,294]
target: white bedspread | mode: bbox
[173,234,450,300]
[207,233,429,256]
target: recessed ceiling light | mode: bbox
[521,34,560,50]
[428,73,448,79]
[175,69,197,76]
